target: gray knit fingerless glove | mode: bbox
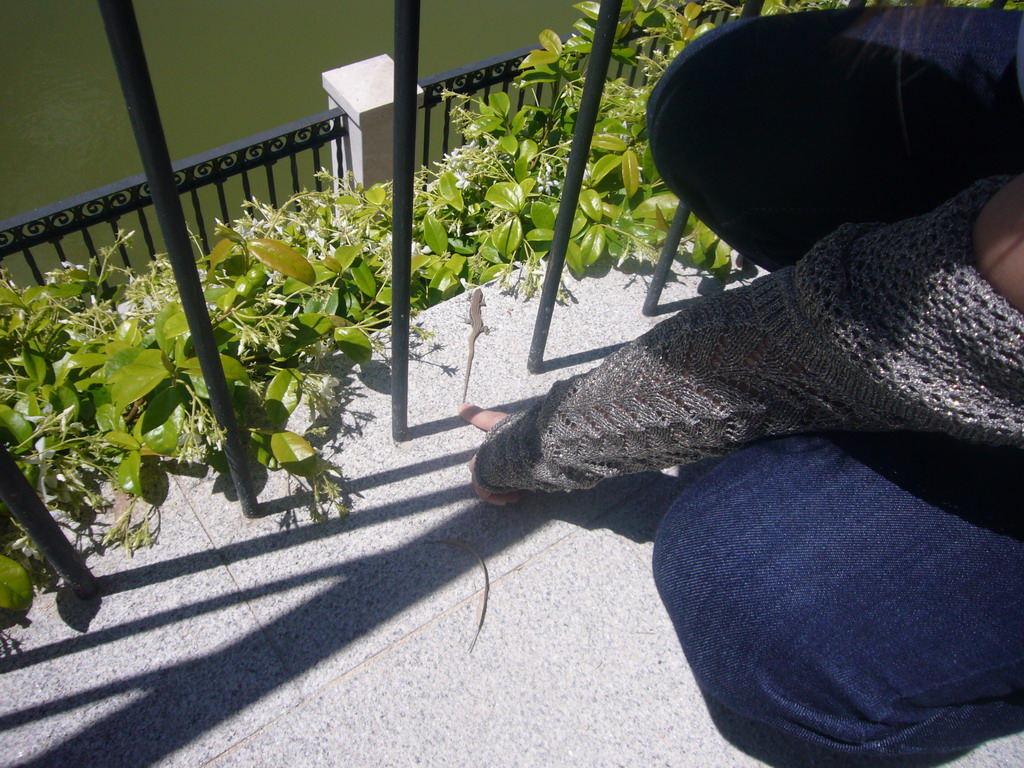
[474,176,1024,494]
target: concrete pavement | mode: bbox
[2,262,1022,767]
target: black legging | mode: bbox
[646,6,1024,271]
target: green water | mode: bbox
[0,1,580,222]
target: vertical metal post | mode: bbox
[97,0,259,517]
[391,0,420,442]
[740,0,765,18]
[0,444,98,599]
[527,0,623,374]
[642,204,690,316]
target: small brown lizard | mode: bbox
[460,288,486,404]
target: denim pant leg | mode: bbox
[652,432,1024,755]
[646,7,1024,270]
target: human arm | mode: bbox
[470,176,1024,496]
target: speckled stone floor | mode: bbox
[2,263,1022,767]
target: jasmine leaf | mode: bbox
[249,239,315,285]
[621,150,640,197]
[270,430,317,478]
[423,215,449,256]
[0,555,32,612]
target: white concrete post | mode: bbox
[322,54,423,189]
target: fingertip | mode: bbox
[458,403,482,420]
[483,489,520,506]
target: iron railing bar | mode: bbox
[81,228,97,264]
[241,168,253,201]
[290,153,300,194]
[190,188,210,254]
[392,0,420,442]
[741,0,765,18]
[265,161,278,208]
[97,0,259,517]
[442,98,453,156]
[642,203,690,316]
[527,0,623,374]
[313,144,324,192]
[339,112,352,181]
[53,238,67,265]
[137,208,157,257]
[23,248,44,284]
[216,181,230,223]
[339,126,352,180]
[110,219,132,267]
[422,103,434,168]
[628,38,654,87]
[0,443,98,600]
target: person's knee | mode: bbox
[676,606,1024,754]
[655,497,951,753]
[645,20,745,201]
[652,437,1024,754]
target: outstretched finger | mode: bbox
[458,403,508,432]
[469,457,519,506]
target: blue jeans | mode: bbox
[654,433,1024,754]
[647,7,1024,754]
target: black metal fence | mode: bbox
[0,12,674,286]
[0,109,348,284]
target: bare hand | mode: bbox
[974,172,1024,314]
[458,403,520,505]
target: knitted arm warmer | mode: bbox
[474,176,1024,494]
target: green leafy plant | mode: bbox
[0,231,360,593]
[0,554,32,611]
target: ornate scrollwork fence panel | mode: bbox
[0,108,347,283]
